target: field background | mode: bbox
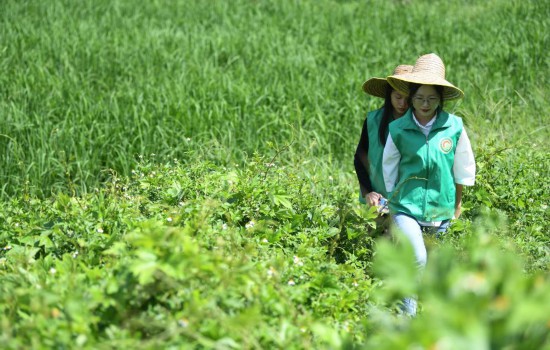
[1,0,549,348]
[1,0,548,196]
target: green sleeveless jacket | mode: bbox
[366,108,389,198]
[388,110,463,221]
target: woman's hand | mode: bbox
[454,205,462,220]
[454,184,463,219]
[365,192,382,207]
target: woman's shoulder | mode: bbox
[440,111,464,126]
[366,107,384,119]
[389,109,414,128]
[365,108,384,127]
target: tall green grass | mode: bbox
[0,0,548,197]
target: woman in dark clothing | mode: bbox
[354,64,413,209]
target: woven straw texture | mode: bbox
[387,53,464,100]
[362,64,413,98]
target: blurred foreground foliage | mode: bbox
[370,210,550,349]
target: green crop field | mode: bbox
[1,0,549,348]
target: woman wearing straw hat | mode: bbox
[382,53,476,316]
[354,64,413,210]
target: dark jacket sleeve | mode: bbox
[354,118,373,195]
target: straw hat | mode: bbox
[362,64,413,98]
[386,53,464,100]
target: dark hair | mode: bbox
[378,86,396,146]
[408,83,444,114]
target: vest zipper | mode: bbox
[424,134,429,219]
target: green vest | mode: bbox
[366,108,389,198]
[388,110,463,221]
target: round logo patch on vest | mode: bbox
[439,137,453,154]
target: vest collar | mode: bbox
[401,108,452,132]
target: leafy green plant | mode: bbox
[367,209,550,349]
[0,156,380,348]
[470,139,549,271]
[1,153,549,349]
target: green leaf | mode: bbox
[130,251,158,285]
[273,194,294,211]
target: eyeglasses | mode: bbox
[412,96,440,106]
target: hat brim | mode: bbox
[387,73,464,100]
[362,77,390,98]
